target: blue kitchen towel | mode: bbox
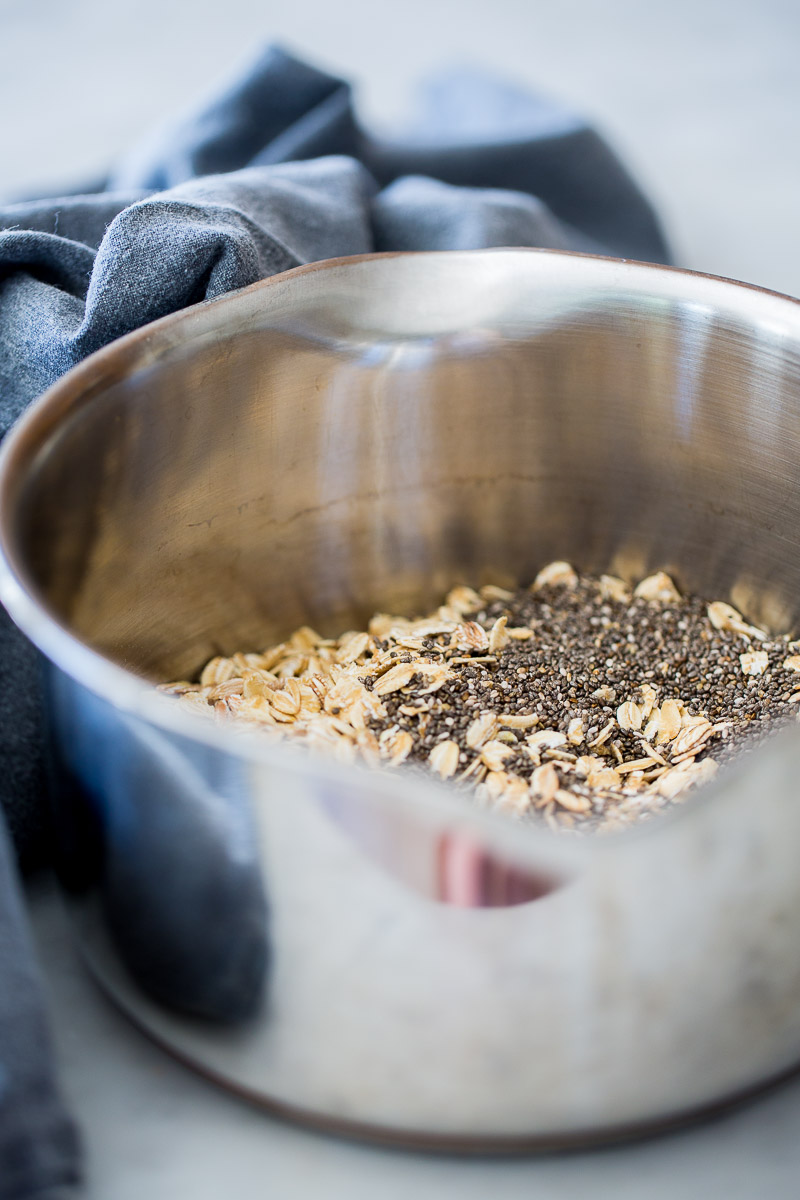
[0,46,667,1197]
[0,812,81,1198]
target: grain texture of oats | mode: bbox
[161,567,800,833]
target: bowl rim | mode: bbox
[2,245,800,864]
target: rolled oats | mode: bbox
[429,739,460,779]
[164,562,798,834]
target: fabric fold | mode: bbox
[0,815,82,1199]
[109,45,362,191]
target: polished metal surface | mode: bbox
[3,249,800,1144]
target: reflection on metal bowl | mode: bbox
[3,249,800,1147]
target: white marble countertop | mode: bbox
[8,0,800,1193]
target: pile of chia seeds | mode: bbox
[165,566,800,833]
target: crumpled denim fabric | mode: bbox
[0,812,81,1198]
[0,44,668,1199]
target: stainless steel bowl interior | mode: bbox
[8,249,800,685]
[3,249,800,1146]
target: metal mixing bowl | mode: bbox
[2,248,800,1148]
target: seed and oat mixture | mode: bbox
[160,564,800,833]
